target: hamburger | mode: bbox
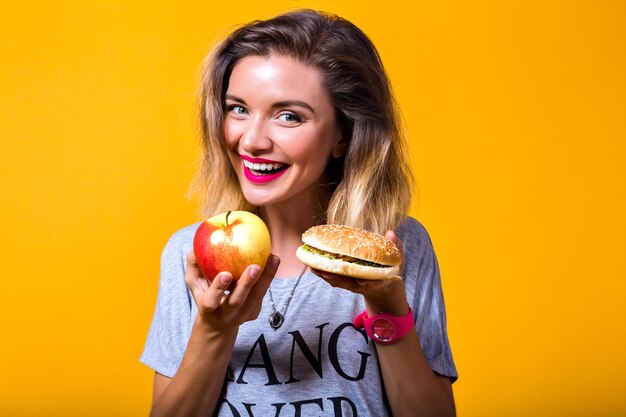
[295,224,402,280]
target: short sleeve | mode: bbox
[139,224,199,378]
[397,217,458,382]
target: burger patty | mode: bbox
[301,244,389,268]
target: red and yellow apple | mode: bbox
[193,210,271,282]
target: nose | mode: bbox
[239,117,273,154]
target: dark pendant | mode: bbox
[269,311,284,330]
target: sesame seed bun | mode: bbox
[295,224,402,280]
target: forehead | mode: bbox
[227,55,329,106]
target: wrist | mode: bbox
[353,306,414,345]
[365,300,410,317]
[362,277,409,316]
[364,290,409,317]
[193,315,239,342]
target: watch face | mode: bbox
[371,317,396,342]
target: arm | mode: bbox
[150,322,237,417]
[364,280,455,417]
[314,231,455,417]
[376,341,454,417]
[149,252,280,417]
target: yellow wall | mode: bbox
[1,1,624,416]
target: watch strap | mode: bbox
[353,306,414,345]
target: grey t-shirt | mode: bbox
[140,217,457,416]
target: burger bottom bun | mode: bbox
[296,246,401,280]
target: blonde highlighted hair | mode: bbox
[191,9,414,233]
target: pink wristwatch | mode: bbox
[353,306,414,345]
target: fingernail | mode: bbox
[249,265,261,280]
[267,255,280,269]
[219,273,232,285]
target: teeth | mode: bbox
[243,160,285,172]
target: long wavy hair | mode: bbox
[191,9,414,233]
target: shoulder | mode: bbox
[395,216,435,253]
[156,222,202,297]
[164,222,201,248]
[395,216,439,282]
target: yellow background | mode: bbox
[1,1,624,416]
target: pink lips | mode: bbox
[240,155,289,184]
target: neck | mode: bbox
[258,183,333,277]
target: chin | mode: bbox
[240,186,287,207]
[237,168,326,208]
[241,185,314,209]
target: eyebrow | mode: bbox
[225,94,315,114]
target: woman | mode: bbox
[141,9,457,416]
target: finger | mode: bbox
[226,259,270,307]
[385,230,403,251]
[315,270,365,292]
[186,250,204,278]
[254,254,280,294]
[313,269,355,284]
[313,269,335,280]
[234,255,280,322]
[385,230,405,274]
[201,272,233,311]
[250,254,280,296]
[312,269,346,287]
[186,250,198,266]
[184,251,209,297]
[311,268,354,280]
[311,268,332,280]
[385,229,397,242]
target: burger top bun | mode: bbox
[296,224,402,280]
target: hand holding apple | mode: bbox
[193,210,271,282]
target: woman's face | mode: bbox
[223,54,344,208]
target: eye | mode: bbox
[276,111,303,126]
[226,104,248,116]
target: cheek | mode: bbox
[276,136,319,165]
[223,120,241,149]
[222,121,243,172]
[274,124,338,160]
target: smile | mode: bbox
[241,158,289,183]
[243,159,286,174]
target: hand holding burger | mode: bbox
[297,224,409,318]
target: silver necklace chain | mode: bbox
[268,265,308,330]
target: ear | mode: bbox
[332,112,351,158]
[331,138,348,158]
